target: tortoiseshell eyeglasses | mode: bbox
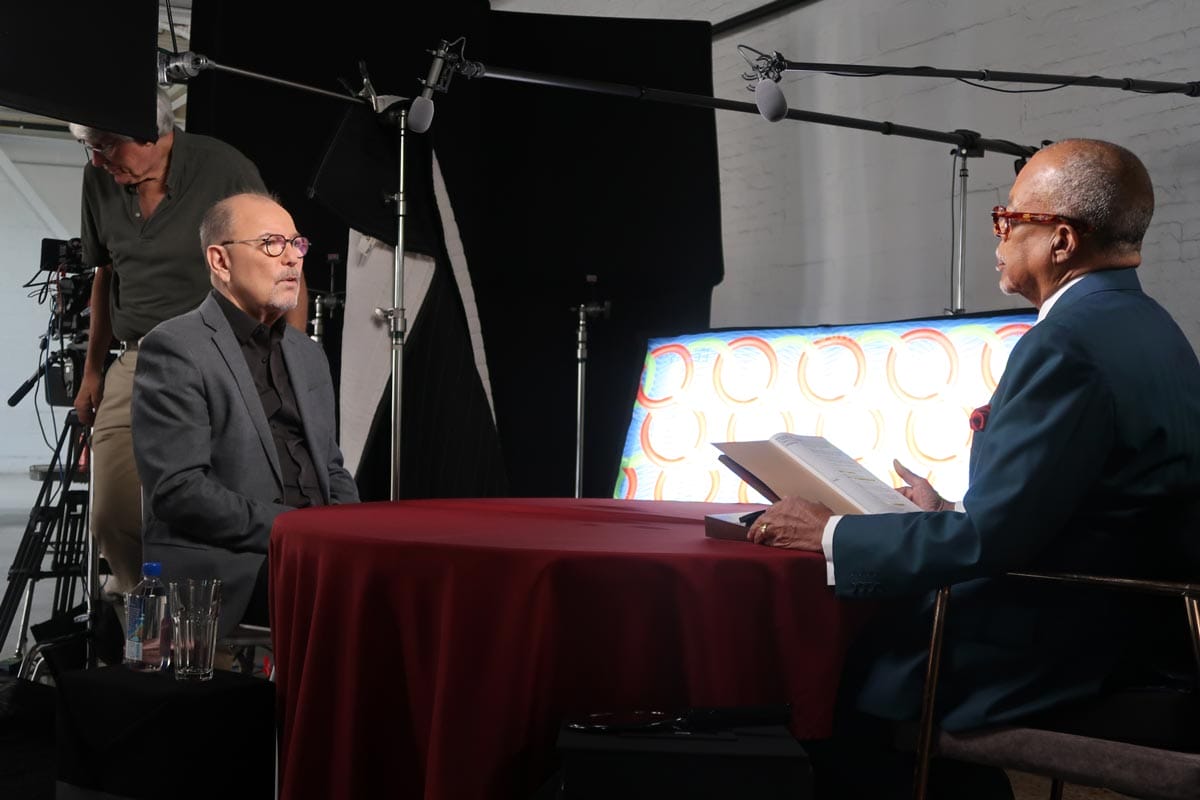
[991,206,1090,240]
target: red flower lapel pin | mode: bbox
[969,404,991,432]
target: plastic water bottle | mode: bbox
[124,561,171,671]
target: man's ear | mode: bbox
[1050,224,1078,264]
[207,245,231,284]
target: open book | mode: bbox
[713,433,919,516]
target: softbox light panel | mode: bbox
[0,0,159,140]
[307,100,438,256]
[616,309,1037,502]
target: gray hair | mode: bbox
[68,87,175,144]
[199,191,281,250]
[1038,139,1154,254]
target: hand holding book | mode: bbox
[745,461,950,550]
[892,459,953,512]
[706,434,933,548]
[746,496,831,551]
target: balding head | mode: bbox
[201,192,304,324]
[1020,139,1154,258]
[199,191,280,254]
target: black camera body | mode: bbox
[40,237,85,274]
[8,238,98,409]
[52,273,93,343]
[36,238,94,406]
[44,348,86,407]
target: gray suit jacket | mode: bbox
[131,292,359,637]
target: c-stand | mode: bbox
[0,409,91,677]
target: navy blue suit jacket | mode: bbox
[833,268,1200,730]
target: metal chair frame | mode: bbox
[913,571,1200,800]
[220,622,274,680]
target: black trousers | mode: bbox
[241,557,271,627]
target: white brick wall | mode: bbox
[492,0,1200,349]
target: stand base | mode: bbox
[557,724,812,799]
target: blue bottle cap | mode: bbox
[142,561,162,577]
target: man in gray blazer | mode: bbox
[132,192,359,638]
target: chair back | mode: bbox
[912,571,1200,800]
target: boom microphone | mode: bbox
[408,41,448,133]
[754,78,788,122]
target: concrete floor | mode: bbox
[1008,771,1129,799]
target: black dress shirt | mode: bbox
[213,290,323,508]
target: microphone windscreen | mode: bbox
[754,79,788,123]
[407,97,435,133]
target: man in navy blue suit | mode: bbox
[752,139,1200,797]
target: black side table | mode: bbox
[56,667,274,800]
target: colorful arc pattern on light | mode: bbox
[614,311,1035,503]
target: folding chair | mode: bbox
[912,572,1200,800]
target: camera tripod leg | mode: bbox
[9,583,35,662]
[0,411,90,667]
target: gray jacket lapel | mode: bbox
[281,332,331,503]
[198,295,284,491]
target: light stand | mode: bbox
[956,152,969,312]
[573,281,610,499]
[161,52,419,501]
[950,137,983,314]
[309,254,345,346]
[377,100,410,502]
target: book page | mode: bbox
[714,436,919,515]
[770,433,919,514]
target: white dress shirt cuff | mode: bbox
[822,515,842,586]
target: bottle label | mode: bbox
[124,595,145,664]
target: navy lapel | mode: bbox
[281,332,330,503]
[1043,267,1141,321]
[968,268,1140,483]
[199,295,284,491]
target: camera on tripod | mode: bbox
[0,239,98,675]
[8,238,96,409]
[41,238,93,406]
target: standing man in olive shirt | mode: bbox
[69,88,307,595]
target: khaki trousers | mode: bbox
[91,352,144,596]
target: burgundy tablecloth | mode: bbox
[270,498,874,800]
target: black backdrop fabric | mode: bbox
[187,3,723,499]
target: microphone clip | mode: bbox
[419,41,458,96]
[737,45,786,90]
[357,61,381,112]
